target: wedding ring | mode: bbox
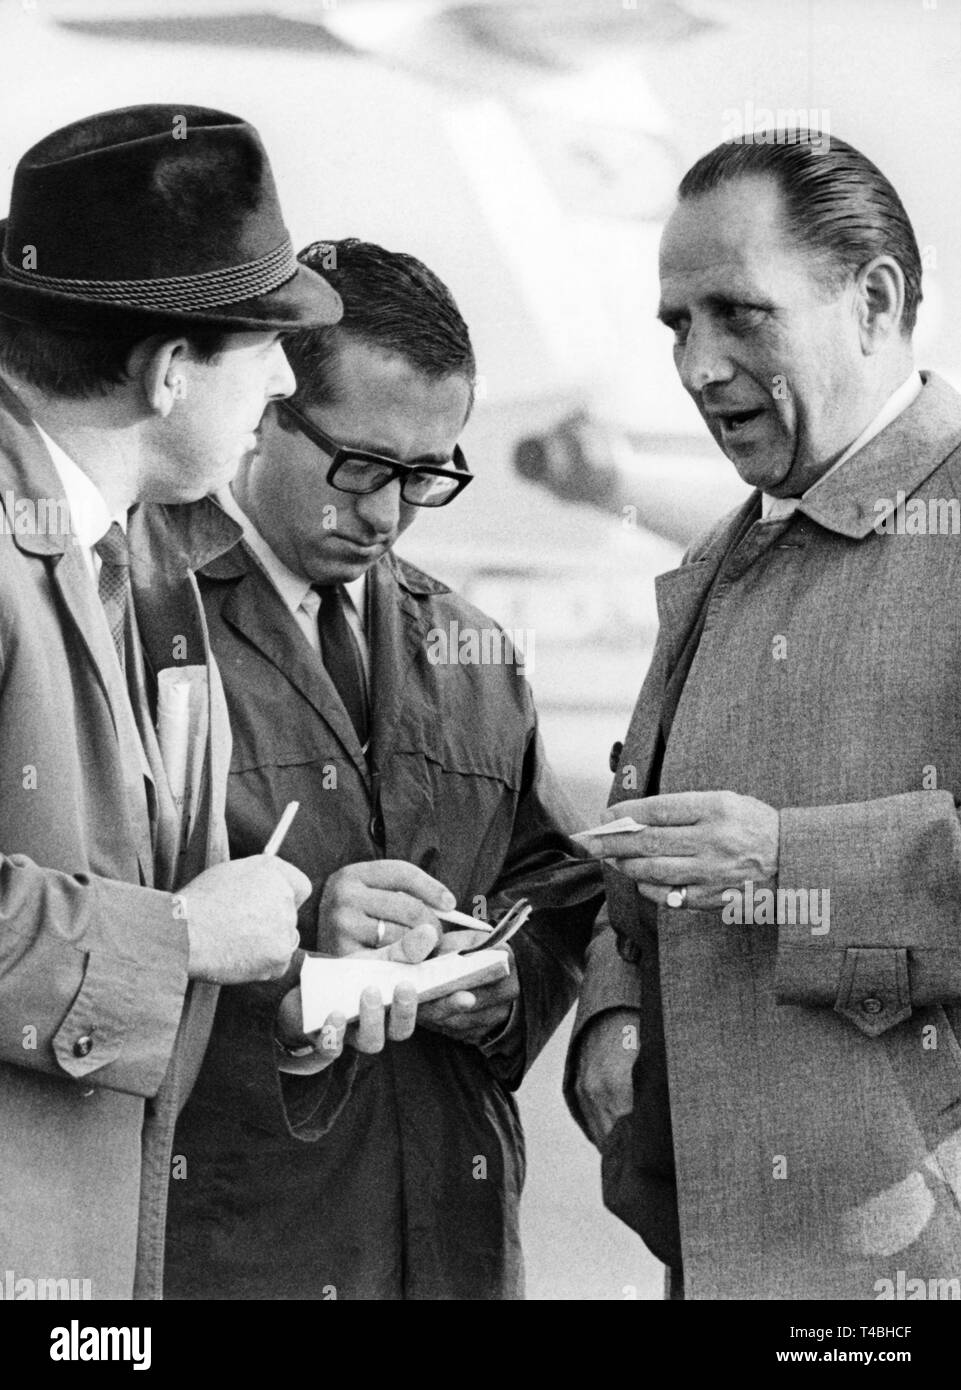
[665,887,688,910]
[375,919,387,945]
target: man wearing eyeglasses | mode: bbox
[163,239,603,1300]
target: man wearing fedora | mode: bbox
[0,104,432,1302]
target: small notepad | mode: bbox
[299,949,510,1031]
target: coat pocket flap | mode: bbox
[834,946,912,1037]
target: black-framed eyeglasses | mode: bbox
[278,400,473,508]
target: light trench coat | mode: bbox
[0,377,239,1301]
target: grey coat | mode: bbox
[567,371,961,1299]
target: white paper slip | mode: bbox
[299,949,510,1031]
[571,816,646,841]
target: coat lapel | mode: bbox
[0,382,155,882]
[367,554,431,773]
[208,542,371,786]
[655,492,761,656]
[610,495,760,807]
[51,541,156,884]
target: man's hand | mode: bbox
[276,882,447,1065]
[180,855,310,984]
[417,946,519,1044]
[317,859,454,956]
[576,791,779,911]
[574,1008,640,1148]
[276,979,421,1069]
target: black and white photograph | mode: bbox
[0,0,959,1363]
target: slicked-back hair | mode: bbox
[0,316,231,399]
[282,239,476,414]
[678,132,922,335]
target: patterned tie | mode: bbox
[94,521,129,669]
[313,584,369,746]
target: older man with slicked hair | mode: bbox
[569,130,961,1300]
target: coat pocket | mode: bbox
[383,717,526,896]
[600,1111,683,1270]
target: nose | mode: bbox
[269,340,298,400]
[676,321,735,395]
[354,478,402,537]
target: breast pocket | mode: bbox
[382,720,526,905]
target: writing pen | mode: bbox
[263,800,300,856]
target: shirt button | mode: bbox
[609,741,624,774]
[860,997,884,1015]
[72,1035,94,1058]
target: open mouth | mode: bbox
[718,407,765,434]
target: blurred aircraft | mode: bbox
[2,1,747,714]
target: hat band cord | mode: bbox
[0,237,299,311]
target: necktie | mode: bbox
[314,585,369,746]
[94,521,129,669]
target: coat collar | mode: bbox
[653,371,961,649]
[130,494,243,580]
[0,375,73,554]
[782,370,961,539]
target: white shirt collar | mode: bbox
[761,371,923,520]
[35,421,124,550]
[215,484,366,623]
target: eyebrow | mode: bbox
[657,293,775,324]
[344,439,453,467]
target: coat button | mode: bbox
[368,813,385,846]
[72,1035,94,1058]
[609,741,624,773]
[860,997,884,1015]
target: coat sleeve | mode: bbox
[561,908,642,1138]
[0,854,190,1096]
[774,789,961,1035]
[179,949,359,1142]
[477,718,606,1089]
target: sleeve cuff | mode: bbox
[51,882,189,1095]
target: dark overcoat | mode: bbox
[165,542,602,1300]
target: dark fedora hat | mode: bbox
[0,104,342,335]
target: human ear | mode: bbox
[128,336,190,417]
[856,256,906,353]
